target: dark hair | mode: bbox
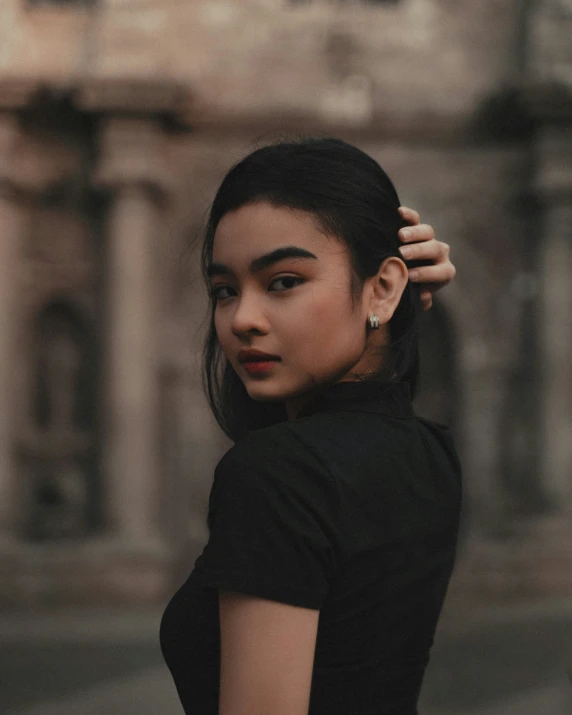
[200,137,421,441]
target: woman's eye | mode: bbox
[269,276,304,292]
[210,285,234,302]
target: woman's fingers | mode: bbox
[397,208,457,309]
[398,223,435,243]
[398,206,421,226]
[407,263,456,286]
[398,237,449,261]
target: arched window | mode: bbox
[33,301,93,431]
[25,299,101,541]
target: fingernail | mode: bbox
[399,245,413,258]
[400,229,411,240]
[409,270,420,281]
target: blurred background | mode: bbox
[0,0,571,713]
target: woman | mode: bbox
[160,137,461,715]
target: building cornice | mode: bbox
[0,76,193,129]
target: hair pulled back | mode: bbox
[200,137,421,441]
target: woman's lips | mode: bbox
[242,360,280,373]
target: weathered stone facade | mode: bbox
[0,0,570,607]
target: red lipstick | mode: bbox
[237,349,281,374]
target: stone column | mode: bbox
[0,116,27,542]
[536,125,572,508]
[96,118,171,543]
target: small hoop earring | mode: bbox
[368,313,380,330]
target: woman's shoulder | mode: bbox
[214,418,335,493]
[219,419,321,469]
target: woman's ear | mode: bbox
[368,256,409,324]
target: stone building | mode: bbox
[0,0,570,607]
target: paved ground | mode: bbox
[2,599,571,715]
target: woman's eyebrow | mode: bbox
[207,246,318,279]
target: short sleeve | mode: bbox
[194,426,343,609]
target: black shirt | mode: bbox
[160,380,462,715]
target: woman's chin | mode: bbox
[243,378,298,403]
[246,385,288,402]
[245,379,321,405]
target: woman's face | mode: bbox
[209,201,401,416]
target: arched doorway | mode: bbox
[24,299,101,541]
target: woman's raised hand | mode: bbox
[397,206,456,312]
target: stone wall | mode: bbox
[0,0,570,606]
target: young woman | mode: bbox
[160,137,461,715]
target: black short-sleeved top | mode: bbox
[160,380,462,715]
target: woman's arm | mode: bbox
[398,206,456,312]
[219,589,319,715]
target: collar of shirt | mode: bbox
[296,380,414,420]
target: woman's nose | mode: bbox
[230,295,270,337]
